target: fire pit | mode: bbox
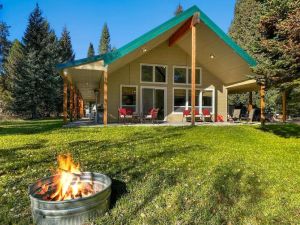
[28,154,111,225]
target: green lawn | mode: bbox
[0,120,300,224]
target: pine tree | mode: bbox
[21,4,60,118]
[4,40,26,113]
[253,0,300,88]
[59,26,75,62]
[174,4,183,16]
[0,22,11,92]
[87,42,95,57]
[99,23,111,54]
[229,0,262,59]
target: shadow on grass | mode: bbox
[0,119,63,135]
[110,179,128,209]
[208,161,265,224]
[258,123,300,138]
[0,139,47,158]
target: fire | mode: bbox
[37,154,95,201]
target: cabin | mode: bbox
[57,5,259,125]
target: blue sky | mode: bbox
[1,0,236,59]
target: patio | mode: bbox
[63,117,261,128]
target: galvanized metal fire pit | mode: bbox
[29,172,111,225]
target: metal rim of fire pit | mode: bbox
[28,172,112,225]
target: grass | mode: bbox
[0,120,300,224]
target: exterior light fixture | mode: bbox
[142,48,147,53]
[210,54,215,59]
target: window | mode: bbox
[188,90,200,111]
[121,86,137,112]
[173,88,214,113]
[141,64,167,83]
[173,66,201,84]
[188,68,201,84]
[174,67,186,83]
[141,65,153,82]
[174,89,186,112]
[202,90,213,113]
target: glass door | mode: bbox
[141,87,166,120]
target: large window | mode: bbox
[173,88,214,113]
[174,89,186,112]
[121,86,137,112]
[173,66,201,85]
[141,64,167,83]
[173,88,200,113]
[202,90,213,113]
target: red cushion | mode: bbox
[118,108,127,116]
[126,108,134,115]
[202,109,210,116]
[183,109,191,116]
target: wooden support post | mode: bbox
[103,70,108,126]
[191,22,196,125]
[260,85,265,125]
[63,75,68,124]
[98,82,101,107]
[248,91,253,113]
[70,84,74,122]
[282,90,286,122]
[80,97,84,118]
[74,89,78,120]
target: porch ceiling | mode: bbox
[66,68,103,102]
[226,79,259,94]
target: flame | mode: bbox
[37,154,95,201]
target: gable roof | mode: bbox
[57,5,256,70]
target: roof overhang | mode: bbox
[226,79,259,94]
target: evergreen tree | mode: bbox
[87,42,95,57]
[20,4,60,118]
[0,22,11,92]
[4,40,26,113]
[229,0,262,59]
[174,4,183,16]
[253,0,300,88]
[59,26,75,62]
[99,23,111,54]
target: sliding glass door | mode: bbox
[141,87,166,120]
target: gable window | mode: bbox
[120,85,137,112]
[174,67,186,83]
[173,66,201,85]
[141,64,167,83]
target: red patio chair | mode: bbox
[182,109,191,122]
[217,114,224,122]
[202,109,212,122]
[144,108,159,124]
[118,108,134,124]
[118,108,127,124]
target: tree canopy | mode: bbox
[253,0,300,88]
[87,42,95,57]
[99,23,111,54]
[59,26,75,63]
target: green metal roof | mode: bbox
[57,5,257,70]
